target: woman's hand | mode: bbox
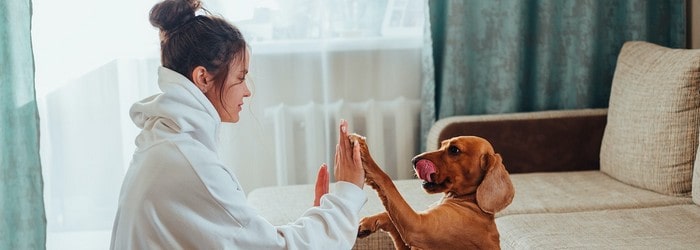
[313,163,329,206]
[334,119,365,189]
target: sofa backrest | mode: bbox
[426,109,607,174]
[600,41,700,196]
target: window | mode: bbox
[33,0,425,249]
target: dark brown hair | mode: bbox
[149,0,247,100]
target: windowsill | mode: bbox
[47,230,112,250]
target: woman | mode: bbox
[110,0,367,249]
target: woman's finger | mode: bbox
[334,144,340,177]
[352,140,362,168]
[338,120,351,159]
[352,140,365,188]
[321,164,329,193]
[314,163,329,206]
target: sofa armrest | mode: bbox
[427,109,608,173]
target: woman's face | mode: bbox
[205,50,251,123]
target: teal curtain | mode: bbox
[420,0,686,149]
[1,0,47,249]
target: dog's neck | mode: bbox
[445,191,476,203]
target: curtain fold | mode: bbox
[1,0,47,249]
[420,0,686,150]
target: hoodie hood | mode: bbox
[130,67,221,152]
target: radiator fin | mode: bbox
[265,97,421,186]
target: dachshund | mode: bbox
[353,135,515,250]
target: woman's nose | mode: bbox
[244,83,252,97]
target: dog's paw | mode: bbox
[348,133,370,160]
[357,229,373,238]
[348,133,382,173]
[357,216,378,238]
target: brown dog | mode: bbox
[353,135,514,250]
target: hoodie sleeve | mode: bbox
[204,169,367,249]
[273,181,367,249]
[183,145,367,249]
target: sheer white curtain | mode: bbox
[33,0,424,249]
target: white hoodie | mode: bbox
[110,67,367,250]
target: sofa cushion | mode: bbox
[248,173,693,249]
[248,173,694,224]
[248,180,441,226]
[248,180,441,250]
[499,171,692,217]
[497,205,700,249]
[600,41,700,196]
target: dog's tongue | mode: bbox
[415,159,436,182]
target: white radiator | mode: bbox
[265,97,421,186]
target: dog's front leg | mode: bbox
[350,134,425,247]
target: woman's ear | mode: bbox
[191,66,212,93]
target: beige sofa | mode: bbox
[248,41,700,249]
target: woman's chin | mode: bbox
[220,114,240,123]
[226,117,240,123]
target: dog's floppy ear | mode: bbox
[476,153,514,214]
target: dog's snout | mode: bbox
[411,156,421,167]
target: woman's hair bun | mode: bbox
[149,0,202,32]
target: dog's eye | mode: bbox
[448,145,460,154]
